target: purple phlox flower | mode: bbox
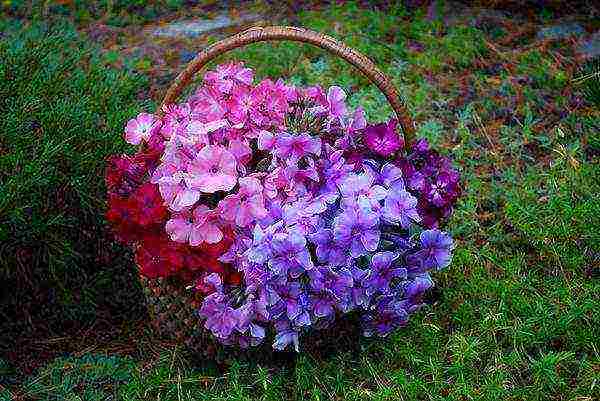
[269,230,314,277]
[348,264,369,309]
[408,229,454,271]
[273,132,322,165]
[327,86,347,118]
[199,290,238,339]
[310,289,336,319]
[233,299,267,348]
[322,147,352,196]
[321,266,354,312]
[364,118,404,157]
[219,233,252,265]
[399,273,433,314]
[380,162,406,189]
[361,296,408,337]
[272,282,312,324]
[338,172,387,211]
[308,228,347,266]
[272,318,300,352]
[257,130,276,151]
[383,189,421,229]
[282,196,326,235]
[365,251,407,296]
[333,206,380,258]
[245,222,279,264]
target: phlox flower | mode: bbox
[269,230,314,277]
[327,86,347,118]
[333,206,380,258]
[383,189,421,229]
[190,86,227,122]
[186,145,237,193]
[408,229,454,271]
[219,177,268,227]
[125,112,159,145]
[364,118,403,157]
[166,205,224,246]
[160,103,192,139]
[338,172,387,210]
[204,61,253,94]
[365,252,407,295]
[272,133,322,165]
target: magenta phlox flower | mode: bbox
[364,118,404,157]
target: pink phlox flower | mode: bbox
[156,171,199,212]
[218,177,268,227]
[160,103,192,139]
[303,85,328,114]
[257,130,276,151]
[166,206,224,246]
[186,145,238,193]
[227,85,266,128]
[228,139,252,171]
[190,86,227,122]
[204,62,253,94]
[125,112,159,145]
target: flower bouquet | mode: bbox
[106,27,461,354]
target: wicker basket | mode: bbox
[140,26,416,357]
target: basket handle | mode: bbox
[159,25,416,146]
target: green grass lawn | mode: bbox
[1,1,599,400]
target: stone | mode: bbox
[150,13,262,39]
[536,22,585,41]
[577,31,600,59]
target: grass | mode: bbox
[1,1,599,400]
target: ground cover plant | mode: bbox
[1,1,599,400]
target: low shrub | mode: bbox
[0,20,149,345]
